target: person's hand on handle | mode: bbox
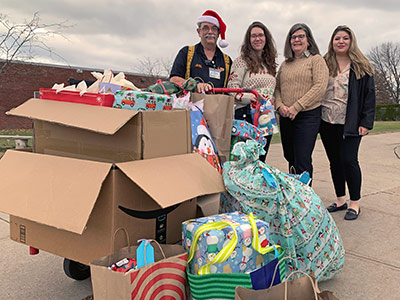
[197,83,213,93]
[249,94,258,102]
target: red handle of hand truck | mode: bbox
[209,88,264,103]
[209,88,265,127]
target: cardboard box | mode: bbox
[6,98,191,163]
[0,150,224,265]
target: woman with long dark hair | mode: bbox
[227,21,277,161]
[322,25,375,220]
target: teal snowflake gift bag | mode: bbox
[222,140,345,281]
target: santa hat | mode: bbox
[197,10,229,48]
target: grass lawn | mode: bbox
[0,129,33,153]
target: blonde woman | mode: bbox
[321,25,376,220]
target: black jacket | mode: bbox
[344,68,376,136]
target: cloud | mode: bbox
[1,0,399,72]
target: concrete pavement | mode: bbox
[0,132,399,299]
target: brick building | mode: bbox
[0,60,158,129]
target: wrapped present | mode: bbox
[113,90,173,111]
[182,212,275,275]
[257,100,279,136]
[232,119,267,146]
[144,78,197,96]
[39,88,115,107]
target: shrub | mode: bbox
[375,104,400,121]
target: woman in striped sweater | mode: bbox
[227,21,278,161]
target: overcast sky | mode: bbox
[1,0,399,76]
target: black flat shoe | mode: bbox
[344,208,361,220]
[327,202,348,213]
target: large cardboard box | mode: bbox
[1,98,224,265]
[6,98,191,162]
[0,150,224,265]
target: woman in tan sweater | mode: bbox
[275,23,328,182]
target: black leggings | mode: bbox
[234,105,272,161]
[319,120,362,201]
[279,106,321,179]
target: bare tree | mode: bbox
[133,56,173,79]
[374,70,392,104]
[133,56,162,78]
[368,42,400,104]
[0,12,70,76]
[160,56,173,77]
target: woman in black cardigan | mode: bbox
[320,25,375,220]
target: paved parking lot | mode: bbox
[1,132,399,299]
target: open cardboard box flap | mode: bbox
[116,153,225,208]
[0,150,111,234]
[6,98,138,135]
[0,151,224,236]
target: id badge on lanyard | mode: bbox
[209,67,221,80]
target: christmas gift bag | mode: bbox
[190,93,235,163]
[230,119,268,161]
[235,270,340,300]
[223,140,345,281]
[91,237,188,300]
[191,104,222,173]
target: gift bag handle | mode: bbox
[188,213,277,275]
[108,227,130,265]
[284,270,318,300]
[112,227,131,253]
[247,213,276,254]
[269,256,298,289]
[187,220,238,275]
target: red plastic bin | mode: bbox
[39,88,115,107]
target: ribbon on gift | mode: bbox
[187,220,238,275]
[188,213,279,275]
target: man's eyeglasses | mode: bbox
[200,25,219,33]
[291,34,306,40]
[250,33,265,39]
[205,60,216,68]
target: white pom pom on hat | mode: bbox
[197,10,229,48]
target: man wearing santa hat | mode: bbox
[170,10,232,93]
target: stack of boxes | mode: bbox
[0,98,225,265]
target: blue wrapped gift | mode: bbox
[182,212,275,275]
[113,90,173,111]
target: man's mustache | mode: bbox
[205,34,217,39]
